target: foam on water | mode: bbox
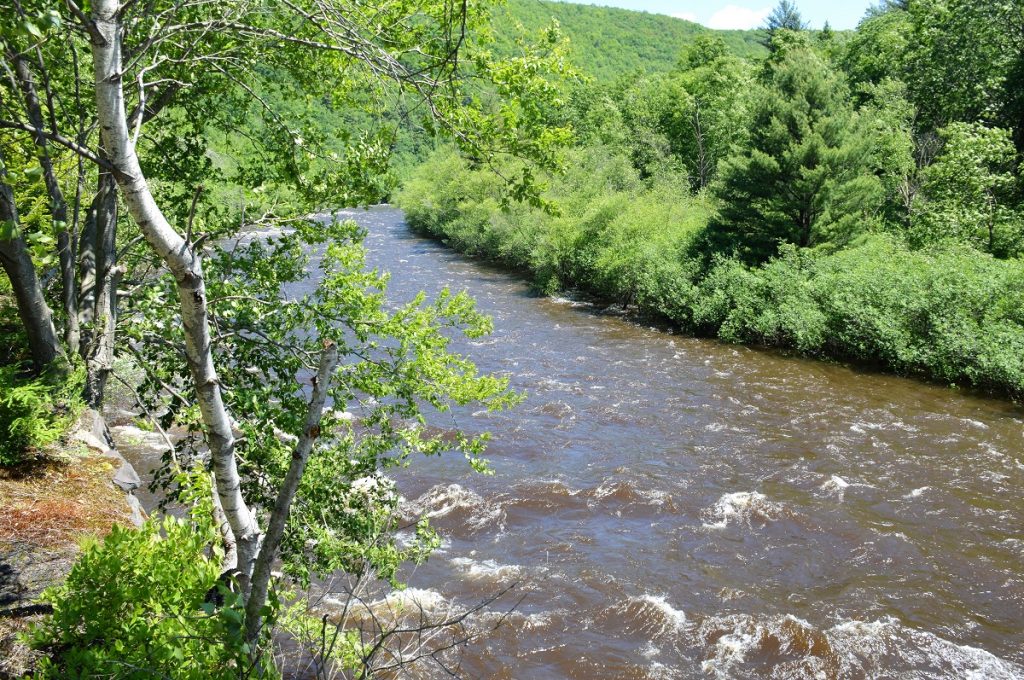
[402,483,505,533]
[701,491,784,529]
[820,474,874,500]
[449,556,522,581]
[591,480,674,509]
[820,475,849,499]
[639,594,688,633]
[608,594,689,640]
[379,587,447,612]
[692,613,1024,679]
[828,616,1024,679]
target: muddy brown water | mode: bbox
[124,206,1024,678]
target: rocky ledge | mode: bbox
[0,409,145,678]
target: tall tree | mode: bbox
[763,0,808,50]
[75,0,570,660]
[905,0,1020,135]
[668,40,753,190]
[709,49,883,261]
[0,149,63,370]
[912,122,1022,255]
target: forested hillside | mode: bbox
[399,0,1024,398]
[497,0,766,80]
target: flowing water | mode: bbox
[321,207,1024,678]
[125,206,1024,678]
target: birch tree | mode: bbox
[1,0,570,668]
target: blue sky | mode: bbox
[555,0,877,30]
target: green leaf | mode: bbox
[0,220,18,240]
[21,20,42,38]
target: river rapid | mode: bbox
[310,207,1022,679]
[127,205,1024,678]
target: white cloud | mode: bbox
[672,11,699,23]
[705,4,771,30]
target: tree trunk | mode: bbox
[0,164,63,371]
[82,167,119,406]
[76,187,98,348]
[12,54,78,351]
[692,102,710,190]
[90,0,263,580]
[244,341,338,646]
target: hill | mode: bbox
[498,0,767,81]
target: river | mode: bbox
[322,206,1024,678]
[124,205,1024,678]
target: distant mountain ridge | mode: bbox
[497,0,767,81]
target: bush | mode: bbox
[29,515,259,680]
[0,365,82,467]
[397,147,1024,398]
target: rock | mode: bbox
[273,427,299,445]
[71,430,111,455]
[0,544,78,614]
[109,425,171,454]
[112,459,142,492]
[124,494,146,527]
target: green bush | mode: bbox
[29,515,260,680]
[398,147,1024,398]
[0,365,82,467]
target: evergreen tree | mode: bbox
[763,0,808,50]
[709,49,883,262]
[819,21,835,43]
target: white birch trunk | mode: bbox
[243,341,339,645]
[89,0,262,580]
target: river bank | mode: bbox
[397,149,1024,402]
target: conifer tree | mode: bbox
[763,0,808,50]
[710,49,883,261]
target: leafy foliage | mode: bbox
[30,512,259,680]
[0,364,82,467]
[126,217,517,589]
[912,122,1022,255]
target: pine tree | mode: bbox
[709,49,883,262]
[763,0,808,50]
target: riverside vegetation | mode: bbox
[1,0,1023,676]
[399,1,1024,399]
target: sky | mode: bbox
[555,0,877,30]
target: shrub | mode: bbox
[0,365,82,467]
[29,515,260,680]
[398,147,1024,397]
